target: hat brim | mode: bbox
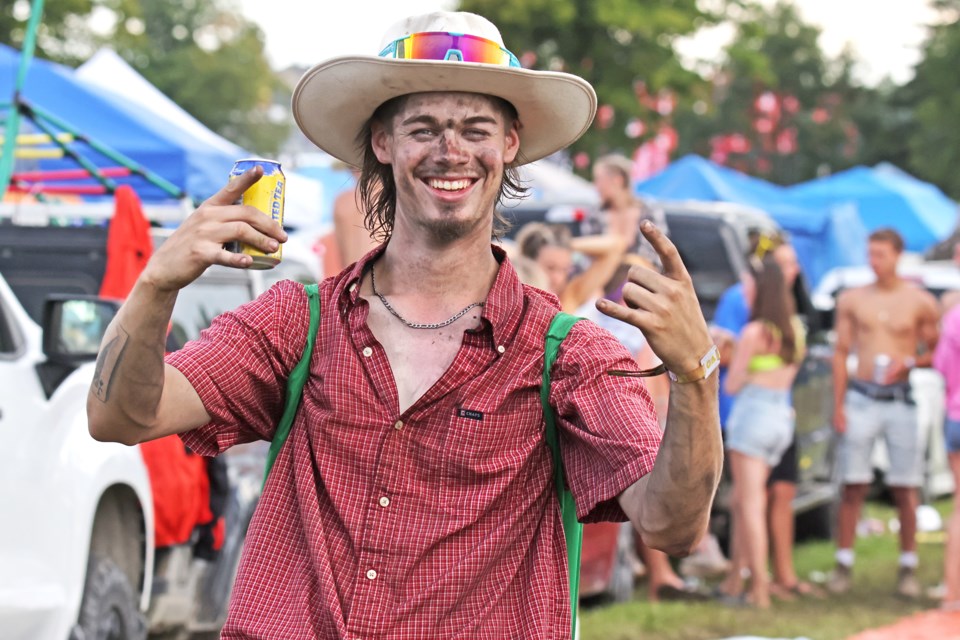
[292,57,597,167]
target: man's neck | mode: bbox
[874,273,902,291]
[377,229,499,303]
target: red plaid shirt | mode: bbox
[167,246,661,639]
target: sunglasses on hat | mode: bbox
[379,31,522,68]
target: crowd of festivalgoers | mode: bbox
[330,152,960,613]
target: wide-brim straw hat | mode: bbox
[292,11,597,168]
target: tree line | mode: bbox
[3,0,959,199]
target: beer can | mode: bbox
[873,353,891,385]
[227,158,285,269]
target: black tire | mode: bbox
[72,554,147,640]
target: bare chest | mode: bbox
[852,291,920,339]
[364,301,483,413]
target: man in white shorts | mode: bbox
[829,228,939,598]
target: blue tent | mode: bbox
[0,43,226,202]
[637,155,866,286]
[786,164,958,252]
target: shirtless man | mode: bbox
[828,227,939,598]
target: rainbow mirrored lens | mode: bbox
[379,32,521,68]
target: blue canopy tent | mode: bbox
[0,43,208,202]
[637,155,866,286]
[74,48,321,227]
[1,44,322,226]
[785,165,958,253]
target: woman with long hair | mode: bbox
[717,255,806,608]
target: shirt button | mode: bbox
[379,496,390,508]
[497,345,506,354]
[393,420,404,431]
[348,281,357,293]
[366,569,378,580]
[362,346,373,357]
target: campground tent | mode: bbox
[637,155,866,286]
[76,49,322,228]
[1,45,322,227]
[786,165,958,253]
[1,43,199,203]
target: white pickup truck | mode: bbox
[0,223,320,640]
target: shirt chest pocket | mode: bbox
[440,393,545,513]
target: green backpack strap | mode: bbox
[541,311,583,640]
[262,283,321,487]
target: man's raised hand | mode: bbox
[596,221,714,376]
[140,166,288,292]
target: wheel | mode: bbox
[71,554,147,640]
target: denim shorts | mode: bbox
[840,388,921,486]
[725,385,795,466]
[946,418,960,454]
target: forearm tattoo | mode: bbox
[92,327,129,402]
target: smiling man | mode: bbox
[86,11,722,639]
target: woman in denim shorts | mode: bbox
[716,255,806,608]
[933,303,960,611]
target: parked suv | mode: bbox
[0,222,319,640]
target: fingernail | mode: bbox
[268,240,279,251]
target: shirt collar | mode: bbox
[481,245,526,349]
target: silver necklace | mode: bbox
[370,264,484,330]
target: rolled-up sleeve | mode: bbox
[549,320,662,523]
[165,280,309,456]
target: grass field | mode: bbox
[580,499,952,640]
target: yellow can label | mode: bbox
[229,159,285,268]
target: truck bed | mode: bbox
[0,224,109,323]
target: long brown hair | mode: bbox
[355,94,529,242]
[751,255,798,362]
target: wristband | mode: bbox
[667,344,721,384]
[606,344,721,382]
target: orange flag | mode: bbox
[99,185,152,299]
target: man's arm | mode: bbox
[87,167,287,445]
[832,290,854,433]
[596,221,722,557]
[617,374,720,556]
[915,291,940,367]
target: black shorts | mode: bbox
[767,437,798,485]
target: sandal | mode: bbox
[654,584,710,602]
[773,580,826,600]
[769,583,798,602]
